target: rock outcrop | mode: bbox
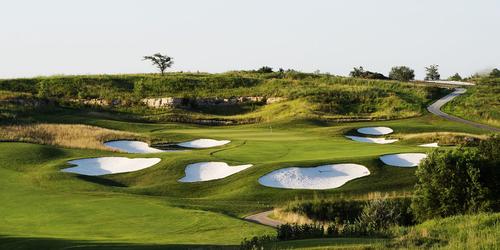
[141,96,287,109]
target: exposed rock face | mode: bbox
[141,97,183,108]
[266,97,287,104]
[140,96,286,109]
[4,96,288,109]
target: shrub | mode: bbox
[389,66,415,82]
[277,223,324,241]
[239,235,276,250]
[477,135,500,209]
[489,68,500,78]
[350,66,389,80]
[448,73,462,81]
[256,66,273,73]
[412,147,490,222]
[288,199,364,223]
[356,197,414,235]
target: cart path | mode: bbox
[427,88,500,132]
[244,210,282,228]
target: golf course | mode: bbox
[1,70,499,249]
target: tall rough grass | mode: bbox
[442,83,500,128]
[0,123,139,151]
[391,213,500,249]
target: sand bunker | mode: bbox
[179,162,253,182]
[177,139,230,148]
[357,127,393,135]
[419,142,439,148]
[379,153,427,167]
[258,164,370,190]
[62,157,161,176]
[346,135,398,144]
[104,140,164,153]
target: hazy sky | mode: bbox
[1,0,499,79]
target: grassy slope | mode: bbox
[262,213,500,249]
[0,72,447,123]
[442,83,500,128]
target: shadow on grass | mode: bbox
[76,175,128,188]
[0,236,237,250]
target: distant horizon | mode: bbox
[1,0,499,79]
[0,67,495,81]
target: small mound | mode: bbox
[258,164,370,190]
[419,142,439,148]
[177,139,230,149]
[62,157,161,176]
[346,136,398,144]
[380,153,427,167]
[179,162,252,182]
[104,140,164,153]
[357,127,393,135]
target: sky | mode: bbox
[1,0,499,79]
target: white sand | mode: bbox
[419,142,439,148]
[258,164,370,190]
[104,140,164,153]
[379,153,427,167]
[357,127,393,135]
[346,135,398,144]
[179,162,253,182]
[177,139,230,148]
[62,157,161,176]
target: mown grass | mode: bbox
[0,143,273,247]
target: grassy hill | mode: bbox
[442,77,500,128]
[0,72,447,124]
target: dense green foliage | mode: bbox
[349,66,388,80]
[448,73,462,81]
[424,64,440,80]
[411,144,496,221]
[388,66,415,82]
[356,198,414,232]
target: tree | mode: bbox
[389,66,415,81]
[424,64,440,80]
[256,66,273,73]
[448,73,462,81]
[349,66,365,78]
[411,148,490,222]
[143,53,173,75]
[489,68,500,78]
[350,66,388,80]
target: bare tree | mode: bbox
[143,53,173,75]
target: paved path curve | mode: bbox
[427,88,500,132]
[244,210,283,228]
